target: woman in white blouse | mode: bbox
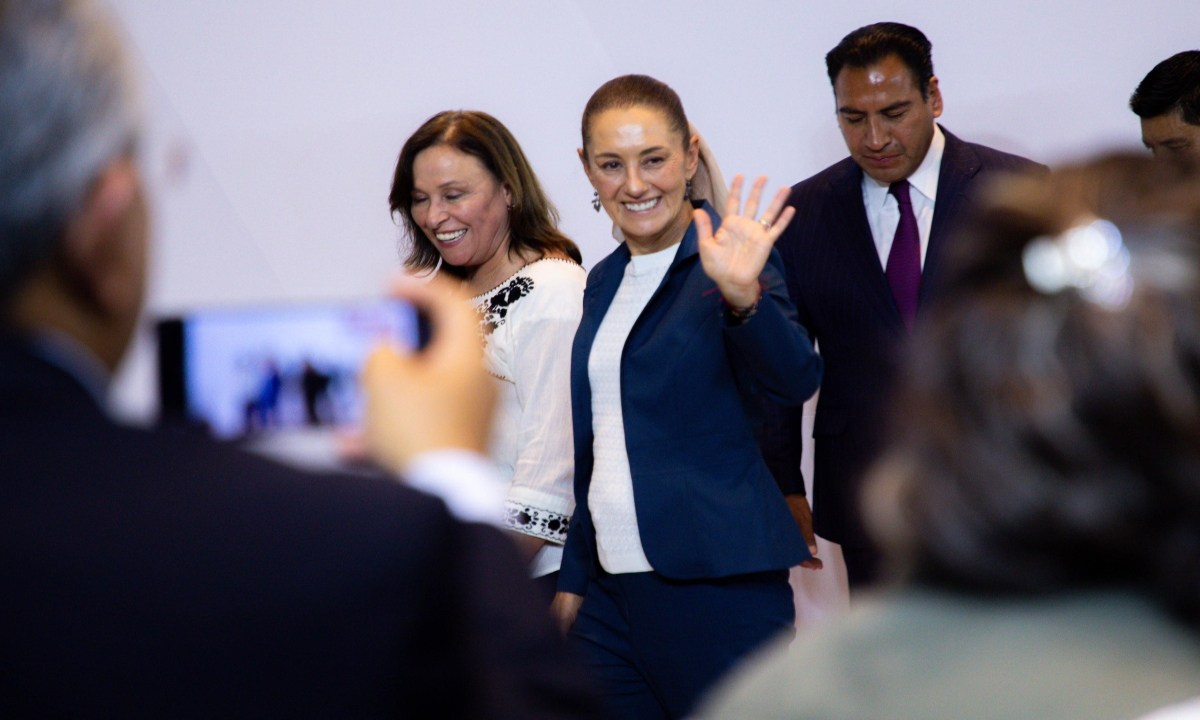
[389,111,584,600]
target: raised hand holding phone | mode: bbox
[362,276,497,472]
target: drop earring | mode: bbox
[684,179,693,202]
[591,191,601,212]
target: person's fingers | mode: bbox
[693,207,715,245]
[743,175,768,221]
[387,275,480,367]
[724,174,746,219]
[757,184,789,225]
[362,344,406,390]
[768,205,797,241]
[361,345,407,467]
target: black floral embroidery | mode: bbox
[477,276,534,335]
[504,502,570,543]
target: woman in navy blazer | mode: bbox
[551,74,822,720]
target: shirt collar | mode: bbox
[628,241,680,277]
[862,123,946,208]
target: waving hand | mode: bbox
[694,175,795,310]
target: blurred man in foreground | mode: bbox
[0,1,600,717]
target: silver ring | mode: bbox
[758,219,772,230]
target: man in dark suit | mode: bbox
[1130,50,1200,171]
[768,22,1043,589]
[0,2,600,717]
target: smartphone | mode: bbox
[156,297,424,442]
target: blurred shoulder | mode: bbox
[141,424,454,534]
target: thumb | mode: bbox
[693,207,714,244]
[362,344,410,390]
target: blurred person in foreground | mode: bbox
[1130,50,1200,171]
[390,110,584,600]
[0,1,601,717]
[698,155,1200,719]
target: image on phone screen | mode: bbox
[157,298,421,444]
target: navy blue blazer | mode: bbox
[766,126,1045,549]
[559,203,822,595]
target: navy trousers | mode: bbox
[568,569,794,719]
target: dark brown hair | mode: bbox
[389,110,580,277]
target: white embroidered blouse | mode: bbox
[471,258,585,578]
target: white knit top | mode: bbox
[472,258,585,578]
[587,242,679,574]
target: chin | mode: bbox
[621,221,666,242]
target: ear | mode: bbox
[60,158,145,316]
[928,76,944,119]
[578,147,593,180]
[502,183,513,208]
[685,133,700,179]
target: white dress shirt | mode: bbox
[861,124,946,270]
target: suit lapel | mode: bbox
[922,127,981,307]
[622,202,710,352]
[574,244,628,372]
[571,245,629,445]
[579,249,627,334]
[828,161,905,332]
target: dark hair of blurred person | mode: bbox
[1130,50,1200,169]
[869,155,1200,620]
[389,110,581,283]
[699,155,1200,719]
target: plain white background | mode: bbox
[106,0,1200,414]
[102,0,1200,622]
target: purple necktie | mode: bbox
[886,180,921,331]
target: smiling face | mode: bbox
[1141,109,1200,171]
[834,53,943,185]
[581,105,699,255]
[410,144,512,275]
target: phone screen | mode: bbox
[156,298,422,442]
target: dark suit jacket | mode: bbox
[559,203,822,595]
[0,331,601,719]
[768,127,1044,549]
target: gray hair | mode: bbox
[0,0,140,299]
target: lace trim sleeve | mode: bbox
[504,500,571,544]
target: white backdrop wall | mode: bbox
[107,0,1199,417]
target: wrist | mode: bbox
[719,281,760,309]
[722,282,762,325]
